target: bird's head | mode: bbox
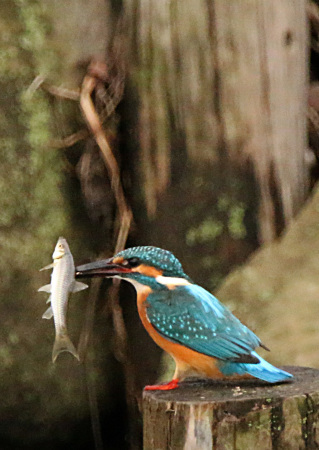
[76,246,192,290]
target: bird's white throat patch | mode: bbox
[155,275,191,287]
[115,274,190,292]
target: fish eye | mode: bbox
[127,257,140,267]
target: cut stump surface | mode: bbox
[143,367,319,449]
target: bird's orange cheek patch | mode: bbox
[132,264,163,278]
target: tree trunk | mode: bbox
[143,367,319,449]
[124,0,308,242]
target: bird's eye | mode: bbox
[127,257,141,267]
[122,260,130,267]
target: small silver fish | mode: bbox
[38,237,88,362]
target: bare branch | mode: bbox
[49,129,89,149]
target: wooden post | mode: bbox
[143,367,319,449]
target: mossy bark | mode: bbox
[123,0,308,242]
[143,367,319,449]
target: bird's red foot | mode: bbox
[144,378,179,391]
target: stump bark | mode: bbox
[143,367,319,449]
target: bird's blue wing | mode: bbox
[146,284,262,363]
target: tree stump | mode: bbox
[143,367,319,449]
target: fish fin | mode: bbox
[42,306,53,319]
[72,281,88,293]
[38,284,51,293]
[52,333,80,363]
[39,263,56,271]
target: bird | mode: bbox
[75,246,292,390]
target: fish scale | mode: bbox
[51,251,74,332]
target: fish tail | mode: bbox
[52,333,80,363]
[220,352,293,383]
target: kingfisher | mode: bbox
[76,246,292,390]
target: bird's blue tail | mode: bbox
[219,351,293,383]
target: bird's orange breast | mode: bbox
[136,290,224,379]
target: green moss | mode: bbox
[16,0,58,75]
[8,332,20,345]
[186,217,223,246]
[186,196,247,248]
[217,194,231,212]
[0,345,15,369]
[228,203,246,239]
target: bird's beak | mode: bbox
[75,258,132,278]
